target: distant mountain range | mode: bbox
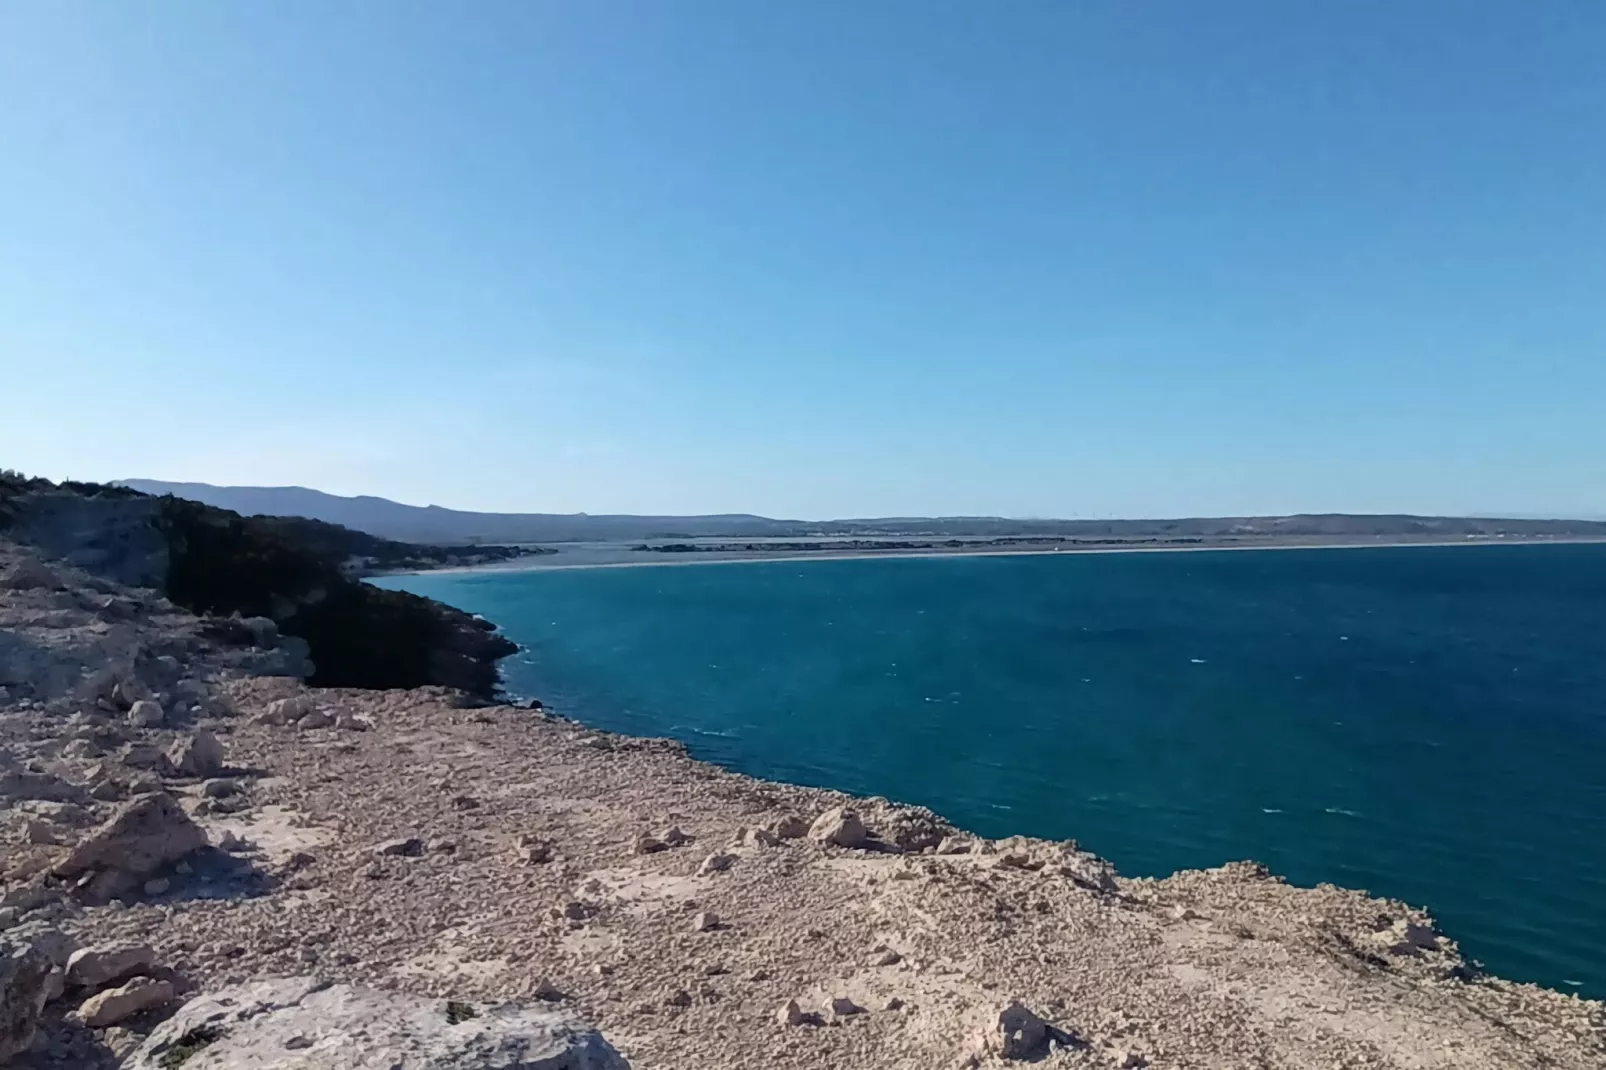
[116,480,1606,546]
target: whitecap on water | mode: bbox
[1190,658,1207,664]
[672,724,740,740]
[1261,808,1284,814]
[1324,807,1360,818]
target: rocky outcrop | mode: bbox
[50,792,207,900]
[807,806,868,849]
[71,975,174,1028]
[0,477,519,698]
[0,488,168,588]
[64,943,155,990]
[125,977,631,1069]
[0,942,53,1063]
[166,729,226,778]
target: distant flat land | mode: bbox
[464,531,1606,570]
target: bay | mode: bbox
[375,544,1606,995]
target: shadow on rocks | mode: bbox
[17,1016,130,1070]
[129,845,278,907]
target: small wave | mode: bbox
[1190,658,1207,664]
[1324,806,1360,818]
[1563,979,1583,987]
[989,803,1013,811]
[670,724,740,740]
[1261,808,1284,814]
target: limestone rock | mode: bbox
[632,833,666,856]
[743,827,780,849]
[808,807,868,849]
[298,708,335,729]
[698,852,737,875]
[65,943,155,989]
[0,924,77,971]
[691,911,720,933]
[126,699,165,728]
[113,678,156,710]
[880,806,948,852]
[1055,847,1119,894]
[986,1002,1050,1061]
[71,975,174,1027]
[2,557,61,591]
[1,942,54,1062]
[52,792,208,885]
[41,967,64,1005]
[768,814,809,839]
[776,999,806,1026]
[659,826,692,848]
[120,742,172,771]
[123,976,631,1068]
[257,695,313,725]
[829,996,865,1017]
[167,729,226,778]
[335,710,373,731]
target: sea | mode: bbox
[373,543,1606,997]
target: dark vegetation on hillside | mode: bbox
[1,470,518,696]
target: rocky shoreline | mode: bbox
[2,539,1603,1068]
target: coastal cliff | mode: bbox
[0,474,524,697]
[0,538,1600,1068]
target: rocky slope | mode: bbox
[0,475,521,697]
[1,541,1602,1069]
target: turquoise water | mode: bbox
[375,545,1606,996]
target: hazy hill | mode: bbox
[117,480,800,543]
[117,479,1606,545]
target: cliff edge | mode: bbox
[0,474,521,698]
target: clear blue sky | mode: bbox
[3,2,1603,519]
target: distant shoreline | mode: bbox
[375,534,1606,577]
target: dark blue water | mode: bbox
[375,545,1606,995]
